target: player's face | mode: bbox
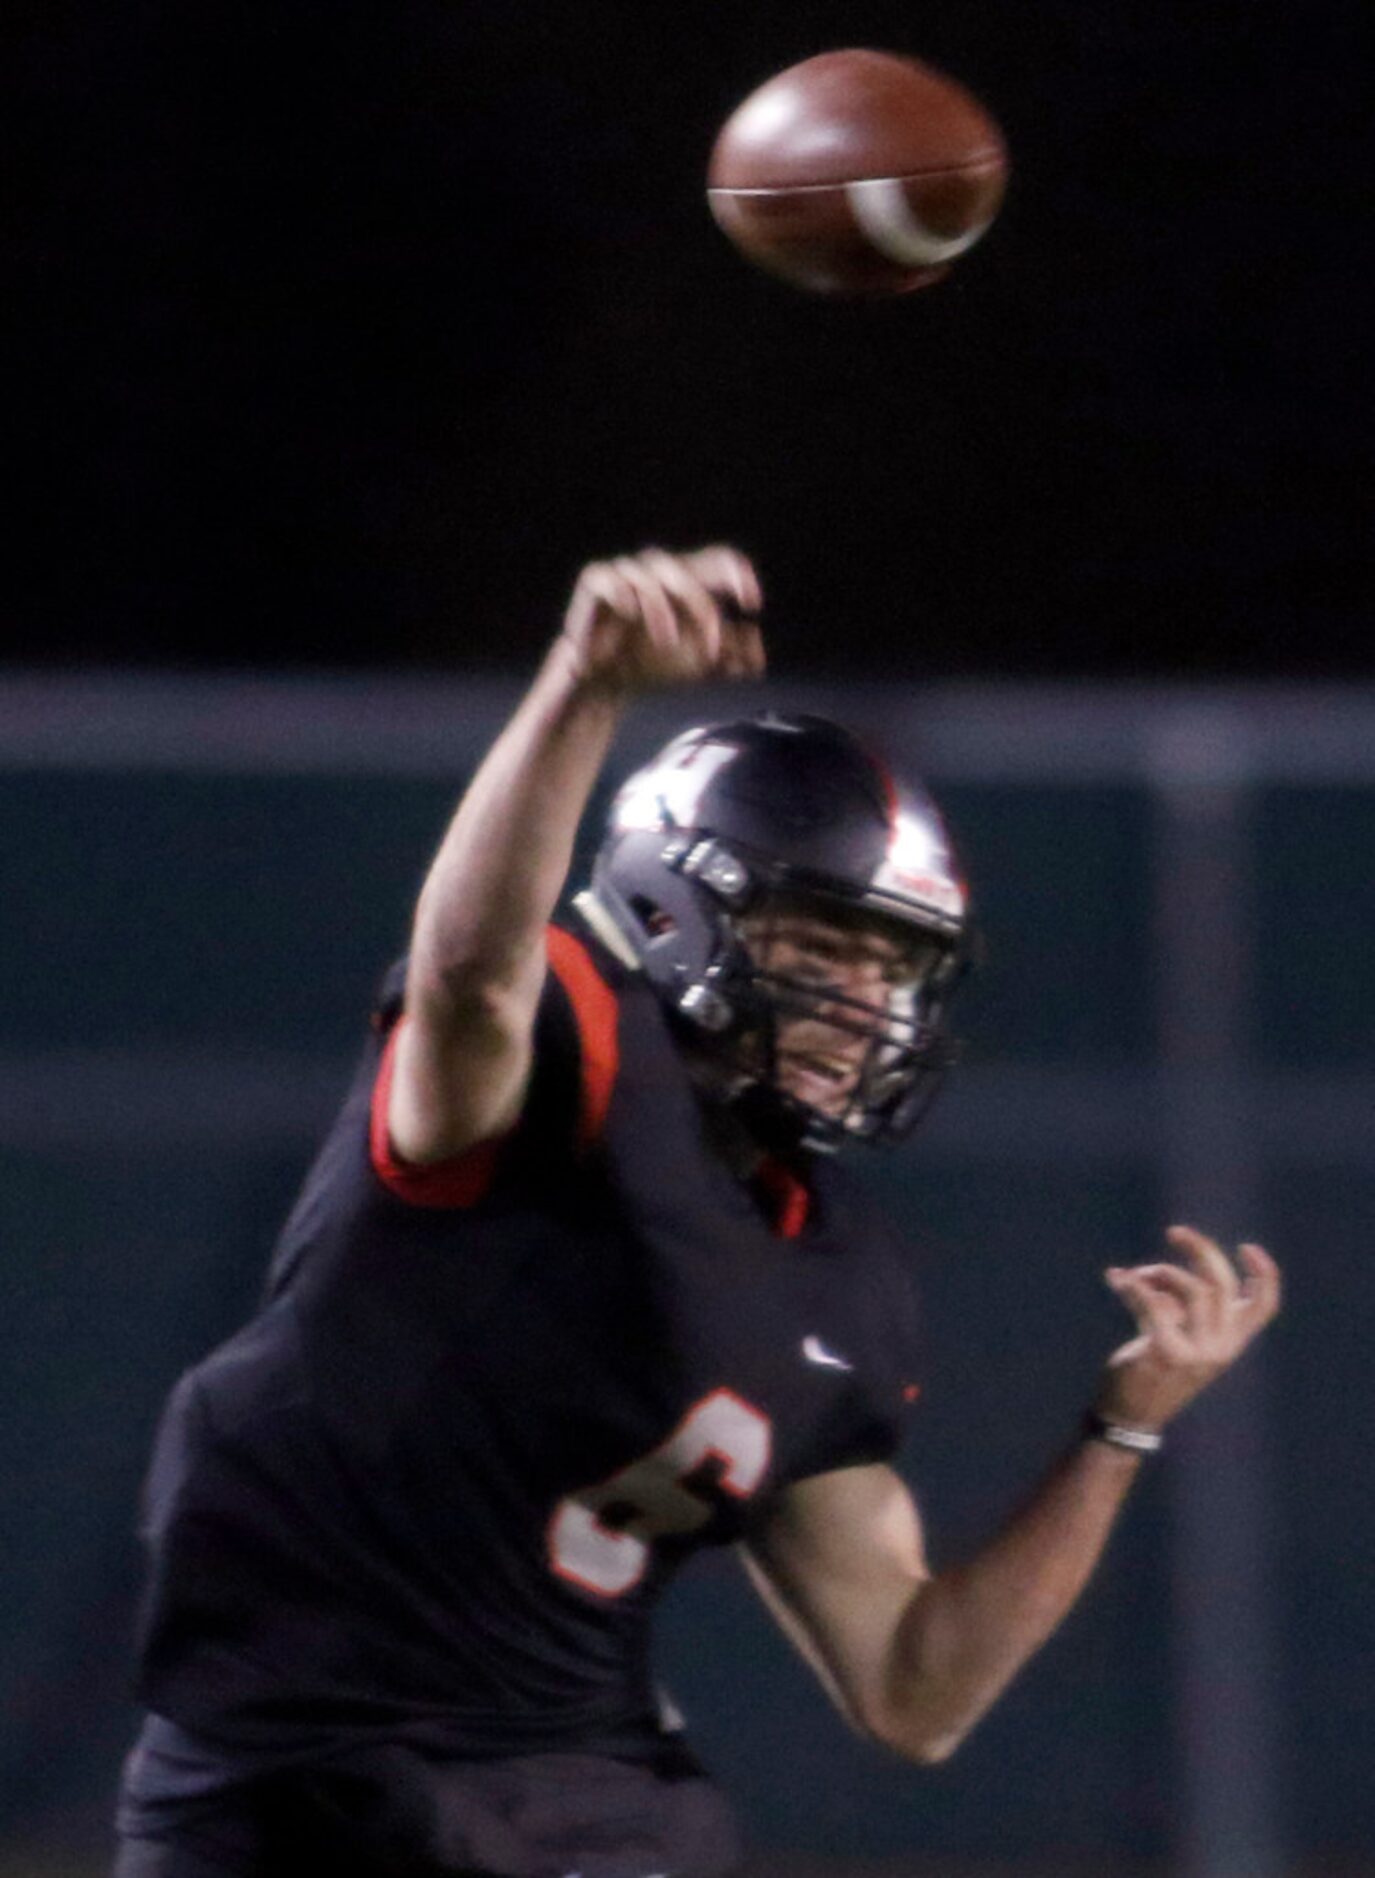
[737,899,936,1119]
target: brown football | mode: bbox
[707,48,1009,296]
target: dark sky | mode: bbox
[9,0,1371,677]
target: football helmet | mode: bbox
[579,713,972,1152]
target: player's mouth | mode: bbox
[777,1049,862,1109]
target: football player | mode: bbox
[114,546,1281,1878]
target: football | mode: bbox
[707,48,1009,296]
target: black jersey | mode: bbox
[133,923,922,1766]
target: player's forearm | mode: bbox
[408,638,625,1005]
[881,1437,1141,1763]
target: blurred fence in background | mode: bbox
[1,676,1372,1878]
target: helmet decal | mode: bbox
[873,801,967,923]
[611,736,736,834]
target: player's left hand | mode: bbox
[1096,1226,1282,1431]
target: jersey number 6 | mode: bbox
[548,1387,773,1597]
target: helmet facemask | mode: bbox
[682,886,963,1153]
[590,834,965,1154]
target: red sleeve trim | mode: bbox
[545,926,620,1150]
[368,1016,505,1209]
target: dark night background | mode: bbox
[9,0,1370,678]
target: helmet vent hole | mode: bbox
[630,895,677,938]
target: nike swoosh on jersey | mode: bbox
[801,1335,853,1372]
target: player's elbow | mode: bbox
[870,1711,967,1766]
[859,1690,971,1766]
[902,1728,965,1766]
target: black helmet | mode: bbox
[580,712,971,1152]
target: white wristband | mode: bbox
[1084,1410,1164,1455]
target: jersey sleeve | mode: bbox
[367,926,619,1209]
[785,1216,925,1483]
[849,1232,925,1467]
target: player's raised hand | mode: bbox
[1096,1226,1282,1432]
[558,546,764,695]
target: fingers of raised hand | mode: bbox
[724,615,767,680]
[568,546,763,685]
[1165,1224,1242,1307]
[682,544,763,620]
[1108,1232,1281,1364]
[637,549,725,665]
[1102,1235,1280,1427]
[682,544,766,680]
[1237,1240,1283,1324]
[609,555,684,661]
[1167,1226,1283,1343]
[1112,1262,1214,1337]
[1105,1269,1193,1362]
[567,562,642,638]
